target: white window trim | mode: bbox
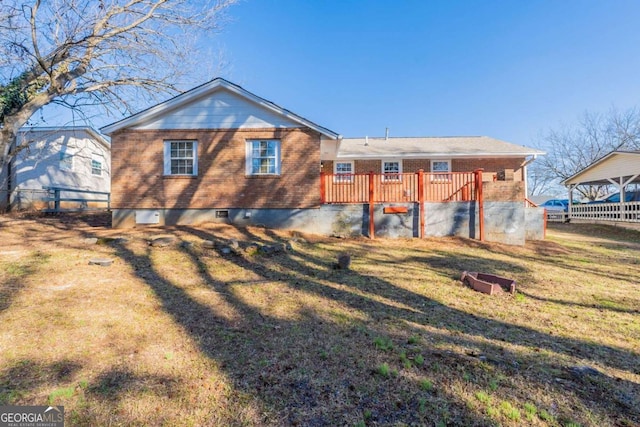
[91,157,103,176]
[164,140,198,176]
[59,151,73,172]
[333,161,354,183]
[382,159,403,182]
[245,139,281,176]
[430,159,452,181]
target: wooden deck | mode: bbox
[321,171,477,204]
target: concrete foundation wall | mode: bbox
[525,207,546,241]
[424,202,477,238]
[369,204,417,238]
[484,202,525,245]
[112,202,545,245]
[113,205,367,236]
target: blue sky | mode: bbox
[39,0,640,149]
[207,0,640,147]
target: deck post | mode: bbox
[417,169,425,238]
[369,171,375,239]
[474,169,484,241]
[320,172,326,204]
[54,189,60,212]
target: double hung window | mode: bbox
[246,140,281,175]
[164,141,198,176]
[334,161,354,183]
[431,160,451,181]
[91,158,103,176]
[382,160,402,181]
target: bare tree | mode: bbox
[0,0,237,181]
[526,159,561,197]
[531,107,640,200]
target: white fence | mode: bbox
[546,210,569,223]
[570,201,640,223]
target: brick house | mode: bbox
[102,78,543,243]
[102,78,340,227]
[321,136,540,203]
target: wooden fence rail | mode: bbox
[43,186,111,213]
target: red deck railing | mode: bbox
[321,171,477,204]
[320,169,484,240]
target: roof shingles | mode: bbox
[337,136,543,158]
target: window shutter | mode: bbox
[192,141,198,175]
[163,142,171,175]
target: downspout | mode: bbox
[332,134,344,173]
[521,154,538,202]
[335,134,344,153]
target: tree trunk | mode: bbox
[1,103,49,208]
[0,126,17,210]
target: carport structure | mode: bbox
[563,151,640,222]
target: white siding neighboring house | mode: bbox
[1,127,110,211]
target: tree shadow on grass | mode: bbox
[0,275,27,314]
[433,234,640,289]
[518,290,640,315]
[85,368,179,403]
[0,359,192,426]
[0,250,49,313]
[170,226,639,426]
[0,359,82,405]
[55,220,638,426]
[108,234,500,426]
[7,212,112,229]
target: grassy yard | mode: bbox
[0,214,638,426]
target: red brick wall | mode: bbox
[354,160,381,174]
[483,181,525,202]
[322,158,526,179]
[111,128,322,209]
[400,160,429,173]
[452,158,525,181]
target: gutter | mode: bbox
[335,134,344,153]
[336,152,544,160]
[521,154,539,168]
